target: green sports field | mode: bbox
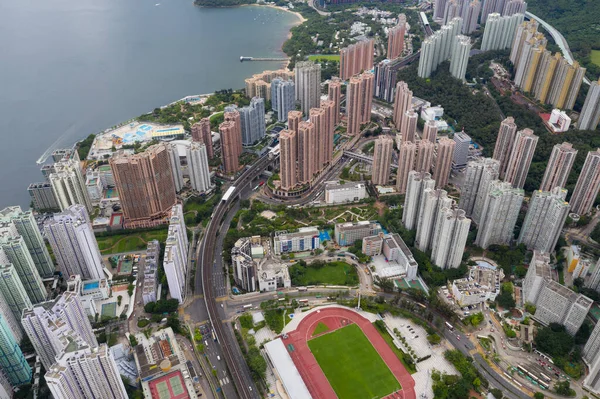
[308,324,400,399]
[308,54,340,62]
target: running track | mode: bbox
[282,307,416,399]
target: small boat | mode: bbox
[155,3,160,6]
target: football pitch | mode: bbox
[308,324,400,399]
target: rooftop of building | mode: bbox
[264,339,312,399]
[147,370,190,399]
[335,220,381,230]
[325,180,366,191]
[274,227,319,238]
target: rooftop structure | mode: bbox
[325,181,367,204]
[335,221,382,247]
[264,339,312,399]
[451,265,505,307]
[273,227,320,255]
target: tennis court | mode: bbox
[101,302,117,318]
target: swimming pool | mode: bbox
[476,260,496,270]
[83,281,99,290]
[139,124,152,131]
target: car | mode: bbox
[456,335,460,340]
[488,320,492,324]
[217,356,221,361]
[491,328,494,332]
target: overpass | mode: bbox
[525,11,590,85]
[343,150,398,169]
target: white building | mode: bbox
[264,339,312,399]
[420,105,444,122]
[163,205,188,303]
[273,227,320,255]
[46,343,128,399]
[403,171,436,230]
[232,237,259,292]
[586,258,600,291]
[22,291,97,370]
[334,221,382,247]
[44,204,105,281]
[431,205,471,269]
[583,322,600,394]
[415,189,453,252]
[364,233,418,280]
[475,181,524,249]
[167,143,184,193]
[451,265,504,306]
[452,131,471,169]
[0,264,33,331]
[418,18,462,78]
[449,35,471,81]
[578,78,600,131]
[480,13,524,51]
[142,240,160,305]
[48,158,93,212]
[187,142,212,193]
[257,262,291,292]
[547,109,571,133]
[85,172,104,202]
[458,158,500,220]
[294,61,321,113]
[325,181,367,204]
[518,187,570,253]
[65,274,110,317]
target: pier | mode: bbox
[240,56,290,62]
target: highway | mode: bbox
[195,154,274,399]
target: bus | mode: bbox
[211,330,217,342]
[445,322,454,331]
[297,287,307,292]
[540,373,551,383]
[298,299,309,304]
[242,304,252,309]
[278,298,287,302]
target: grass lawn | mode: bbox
[96,228,168,254]
[312,322,330,336]
[289,261,359,286]
[591,50,600,66]
[373,322,417,374]
[308,324,400,399]
[308,54,340,61]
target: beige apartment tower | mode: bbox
[393,81,412,129]
[219,121,240,174]
[340,39,374,80]
[191,118,214,159]
[110,144,177,224]
[504,128,538,189]
[297,121,317,184]
[396,141,417,194]
[433,137,455,189]
[346,73,374,135]
[422,120,438,143]
[287,110,303,133]
[279,130,297,190]
[415,140,434,173]
[400,110,418,143]
[372,136,394,185]
[328,79,342,125]
[540,142,577,192]
[387,15,406,60]
[224,109,243,155]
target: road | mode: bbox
[193,154,276,399]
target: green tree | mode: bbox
[534,392,545,399]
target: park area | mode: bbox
[591,50,600,67]
[96,228,168,254]
[308,324,401,399]
[289,261,359,286]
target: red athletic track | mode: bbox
[283,307,416,399]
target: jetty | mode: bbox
[240,56,289,62]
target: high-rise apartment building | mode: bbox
[431,205,471,269]
[522,250,552,304]
[297,121,316,184]
[433,137,455,189]
[271,78,296,123]
[452,131,471,169]
[295,61,321,113]
[540,142,577,191]
[415,140,435,174]
[387,14,406,60]
[328,79,342,125]
[0,206,54,278]
[224,108,243,155]
[584,322,600,393]
[28,182,59,211]
[480,0,507,23]
[374,58,403,103]
[44,205,104,281]
[443,0,461,25]
[400,110,418,143]
[458,158,500,218]
[0,264,32,326]
[340,39,374,80]
[510,20,543,68]
[186,142,212,193]
[578,78,600,131]
[164,205,188,304]
[449,35,471,81]
[569,149,600,215]
[0,315,31,386]
[403,171,436,230]
[492,117,518,179]
[504,128,538,189]
[22,291,97,370]
[475,181,524,249]
[393,81,412,129]
[287,110,303,133]
[167,144,183,193]
[237,97,266,146]
[396,141,417,194]
[110,144,177,225]
[279,130,297,190]
[372,136,394,186]
[481,13,524,51]
[518,187,570,253]
[461,0,481,34]
[546,59,586,110]
[346,73,374,135]
[0,278,23,343]
[219,121,240,175]
[418,17,462,78]
[191,118,214,158]
[49,159,93,213]
[433,0,448,21]
[245,69,294,98]
[310,107,327,168]
[319,100,335,166]
[0,233,46,304]
[503,0,527,16]
[422,120,438,143]
[415,189,453,252]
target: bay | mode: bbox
[0,0,299,208]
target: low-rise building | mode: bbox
[325,181,367,204]
[85,171,104,202]
[362,234,384,256]
[133,328,198,399]
[451,265,504,307]
[66,274,110,317]
[363,233,418,280]
[334,221,382,247]
[232,237,261,292]
[257,262,291,292]
[273,227,320,255]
